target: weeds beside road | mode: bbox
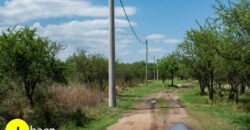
[59,80,165,130]
[71,80,250,130]
[179,81,250,130]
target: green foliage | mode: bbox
[177,0,250,102]
[179,82,250,129]
[116,61,146,86]
[157,57,170,84]
[0,26,68,106]
[130,61,146,81]
[67,51,147,90]
[213,0,250,65]
[117,61,145,81]
[66,50,108,91]
[157,54,179,85]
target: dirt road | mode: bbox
[107,86,200,130]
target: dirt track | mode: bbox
[107,85,200,130]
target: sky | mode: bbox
[0,0,226,63]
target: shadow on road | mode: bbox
[130,106,184,111]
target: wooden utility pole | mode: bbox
[145,40,148,87]
[109,0,116,107]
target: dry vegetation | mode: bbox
[49,83,106,111]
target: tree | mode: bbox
[157,58,169,84]
[0,26,68,106]
[130,61,146,81]
[116,63,133,86]
[212,0,250,65]
[166,54,179,86]
[178,23,218,99]
[66,50,108,91]
[157,54,179,86]
[177,0,250,103]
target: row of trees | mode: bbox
[0,26,156,129]
[0,27,157,107]
[66,50,156,91]
[157,0,249,104]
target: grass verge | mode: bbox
[59,80,165,130]
[156,98,168,112]
[179,81,250,130]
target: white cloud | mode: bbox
[0,0,136,25]
[118,50,130,56]
[138,48,166,54]
[163,39,181,44]
[146,34,165,40]
[145,33,181,44]
[36,19,134,44]
[58,44,76,60]
[30,19,136,60]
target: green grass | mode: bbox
[59,79,250,130]
[156,98,168,111]
[59,80,166,130]
[179,81,250,130]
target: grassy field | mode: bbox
[179,81,250,130]
[59,80,250,130]
[59,80,166,130]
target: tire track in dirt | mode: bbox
[107,85,200,130]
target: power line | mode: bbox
[120,0,149,87]
[119,0,144,44]
[148,51,154,59]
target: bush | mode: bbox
[0,26,69,106]
[25,83,105,128]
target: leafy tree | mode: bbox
[212,0,250,65]
[116,63,132,86]
[0,26,68,106]
[157,54,179,86]
[177,0,250,102]
[157,58,169,84]
[130,61,146,81]
[166,54,179,86]
[178,23,218,99]
[66,50,108,91]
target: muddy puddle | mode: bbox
[168,99,179,104]
[142,99,156,104]
[171,123,189,130]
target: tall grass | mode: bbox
[0,82,106,129]
[179,82,250,129]
[50,83,105,111]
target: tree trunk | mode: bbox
[209,70,214,100]
[229,84,235,99]
[235,87,239,104]
[198,80,205,95]
[171,74,174,86]
[28,94,34,106]
[240,83,246,94]
[207,71,214,100]
[24,81,35,107]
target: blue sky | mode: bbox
[0,0,229,63]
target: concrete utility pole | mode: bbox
[109,0,116,107]
[157,66,159,80]
[145,40,148,87]
[153,56,156,80]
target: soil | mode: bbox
[107,85,201,130]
